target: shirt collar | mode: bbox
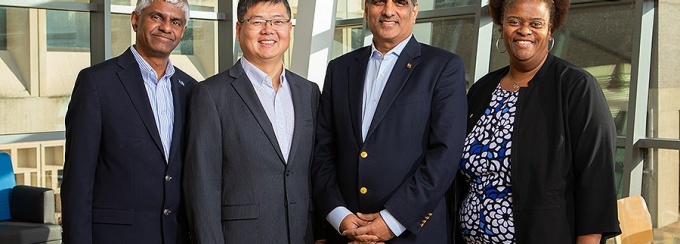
[240,57,287,89]
[370,35,412,59]
[130,45,175,83]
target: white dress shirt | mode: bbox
[241,58,295,162]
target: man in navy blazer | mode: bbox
[61,0,195,243]
[312,0,467,243]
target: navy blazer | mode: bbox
[62,48,196,244]
[313,37,467,243]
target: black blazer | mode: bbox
[62,48,196,244]
[313,37,468,243]
[453,54,621,243]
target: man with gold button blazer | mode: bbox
[312,0,467,243]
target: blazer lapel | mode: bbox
[348,47,371,146]
[365,37,421,141]
[286,74,305,165]
[167,74,186,165]
[229,62,286,163]
[116,49,164,156]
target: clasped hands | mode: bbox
[340,212,396,244]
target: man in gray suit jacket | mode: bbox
[183,0,320,243]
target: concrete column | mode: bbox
[290,0,338,86]
[7,8,39,97]
[649,0,680,228]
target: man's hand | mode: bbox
[340,214,377,241]
[342,212,395,242]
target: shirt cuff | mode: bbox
[327,207,352,234]
[380,209,406,237]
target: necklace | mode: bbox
[507,72,521,92]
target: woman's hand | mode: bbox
[576,233,602,244]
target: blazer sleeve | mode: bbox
[567,73,621,239]
[383,55,468,233]
[62,69,103,244]
[312,59,350,217]
[183,83,226,243]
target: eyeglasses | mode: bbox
[239,18,291,30]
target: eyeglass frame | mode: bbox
[238,17,292,30]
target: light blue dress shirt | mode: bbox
[327,36,412,237]
[131,46,175,162]
[241,58,295,162]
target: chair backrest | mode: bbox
[0,152,17,220]
[615,195,654,244]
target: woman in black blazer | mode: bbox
[454,0,621,243]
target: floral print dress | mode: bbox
[459,84,517,243]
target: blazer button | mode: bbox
[165,175,172,182]
[360,151,368,159]
[359,187,368,195]
[163,209,171,216]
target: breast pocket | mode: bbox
[395,93,427,106]
[92,207,135,225]
[221,204,259,221]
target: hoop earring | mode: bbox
[548,38,555,52]
[495,38,506,53]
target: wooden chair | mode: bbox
[615,195,654,244]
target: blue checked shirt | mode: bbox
[131,46,175,162]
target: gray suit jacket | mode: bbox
[184,60,320,244]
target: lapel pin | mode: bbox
[179,80,185,86]
[406,63,412,69]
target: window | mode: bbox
[414,18,476,86]
[332,26,363,59]
[46,10,90,51]
[0,8,6,50]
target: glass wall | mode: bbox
[0,8,7,50]
[643,148,680,239]
[644,0,680,238]
[336,0,363,19]
[331,25,363,59]
[46,11,90,51]
[418,0,475,10]
[112,0,218,12]
[416,17,475,86]
[0,7,90,135]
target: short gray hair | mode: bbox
[134,0,191,26]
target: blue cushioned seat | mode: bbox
[0,152,62,244]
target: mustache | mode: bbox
[152,32,175,41]
[378,17,400,23]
